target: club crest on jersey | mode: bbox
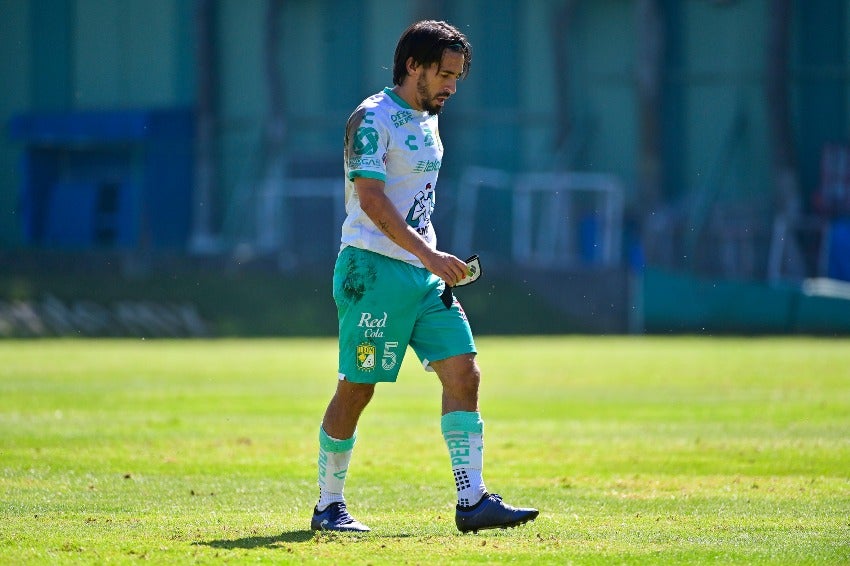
[356,342,376,371]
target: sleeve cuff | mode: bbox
[349,170,386,182]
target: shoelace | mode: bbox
[488,493,519,511]
[331,503,356,525]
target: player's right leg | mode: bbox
[311,247,418,533]
[311,380,374,533]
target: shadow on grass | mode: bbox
[196,530,315,549]
[196,529,423,549]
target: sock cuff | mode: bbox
[441,411,483,435]
[319,426,356,452]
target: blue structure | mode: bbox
[9,108,194,250]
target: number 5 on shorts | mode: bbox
[382,341,399,371]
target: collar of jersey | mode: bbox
[383,87,415,110]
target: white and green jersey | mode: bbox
[341,87,444,268]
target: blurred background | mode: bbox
[1,0,849,337]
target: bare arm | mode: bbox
[354,176,468,285]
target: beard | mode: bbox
[417,74,449,115]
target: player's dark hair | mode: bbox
[392,20,472,86]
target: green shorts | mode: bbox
[334,246,476,383]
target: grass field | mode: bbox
[1,337,848,564]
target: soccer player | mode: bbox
[311,20,538,534]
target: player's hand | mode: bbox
[422,250,468,286]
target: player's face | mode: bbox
[416,50,464,115]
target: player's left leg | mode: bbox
[431,353,539,533]
[431,354,486,505]
[411,275,538,532]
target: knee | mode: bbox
[337,381,375,409]
[462,364,481,394]
[447,362,481,399]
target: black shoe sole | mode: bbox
[457,510,539,534]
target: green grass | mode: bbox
[1,337,849,564]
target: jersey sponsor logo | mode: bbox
[356,342,376,371]
[391,110,414,128]
[405,183,434,235]
[404,135,418,151]
[352,126,379,155]
[358,311,387,338]
[348,156,382,169]
[413,159,441,173]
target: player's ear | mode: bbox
[406,56,419,76]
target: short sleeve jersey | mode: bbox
[341,87,443,268]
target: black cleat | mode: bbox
[455,493,539,533]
